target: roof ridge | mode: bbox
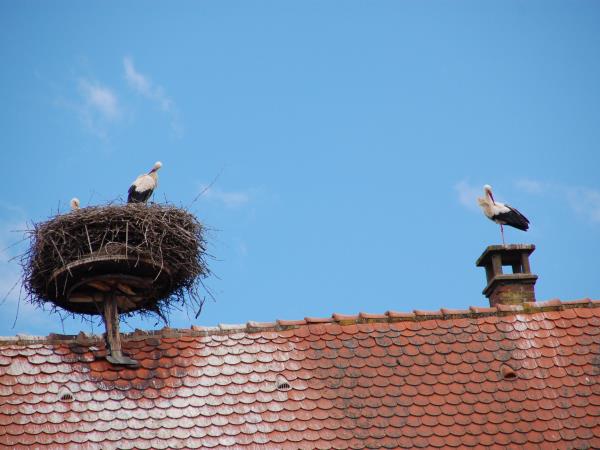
[1,298,598,345]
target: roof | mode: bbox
[1,299,599,449]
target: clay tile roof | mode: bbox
[331,313,359,322]
[1,299,599,449]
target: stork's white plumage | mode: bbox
[127,161,162,203]
[478,184,529,244]
[70,198,80,210]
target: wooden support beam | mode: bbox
[103,291,138,366]
[103,291,122,357]
[88,280,111,292]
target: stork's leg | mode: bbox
[500,224,505,246]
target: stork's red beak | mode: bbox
[489,192,495,204]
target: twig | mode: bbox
[0,278,20,307]
[189,166,226,206]
[86,189,97,207]
[0,235,29,255]
[85,225,93,254]
[11,283,22,329]
[59,310,66,334]
[194,296,207,319]
[49,236,71,275]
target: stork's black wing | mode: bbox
[127,185,153,203]
[493,204,530,231]
[127,184,137,203]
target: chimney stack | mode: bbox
[476,244,537,307]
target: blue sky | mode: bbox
[1,1,599,336]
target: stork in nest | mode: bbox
[127,161,162,203]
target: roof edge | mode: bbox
[1,298,598,346]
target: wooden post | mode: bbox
[103,290,137,366]
[103,291,122,358]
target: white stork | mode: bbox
[127,161,162,203]
[478,184,529,245]
[70,198,80,210]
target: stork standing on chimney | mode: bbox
[127,161,162,203]
[478,184,529,245]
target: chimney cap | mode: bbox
[476,244,535,268]
[476,244,537,307]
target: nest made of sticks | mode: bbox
[22,203,209,318]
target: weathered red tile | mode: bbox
[0,301,597,448]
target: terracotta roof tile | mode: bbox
[0,299,599,449]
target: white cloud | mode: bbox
[515,179,600,224]
[515,178,546,195]
[123,58,151,95]
[123,57,182,136]
[58,78,122,139]
[454,180,481,211]
[199,186,251,208]
[78,79,120,120]
[565,186,600,224]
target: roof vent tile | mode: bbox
[500,364,517,380]
[275,375,291,392]
[57,387,74,402]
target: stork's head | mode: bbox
[149,161,163,173]
[483,184,495,203]
[70,198,80,210]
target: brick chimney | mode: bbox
[476,244,537,307]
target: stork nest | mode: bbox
[21,203,209,319]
